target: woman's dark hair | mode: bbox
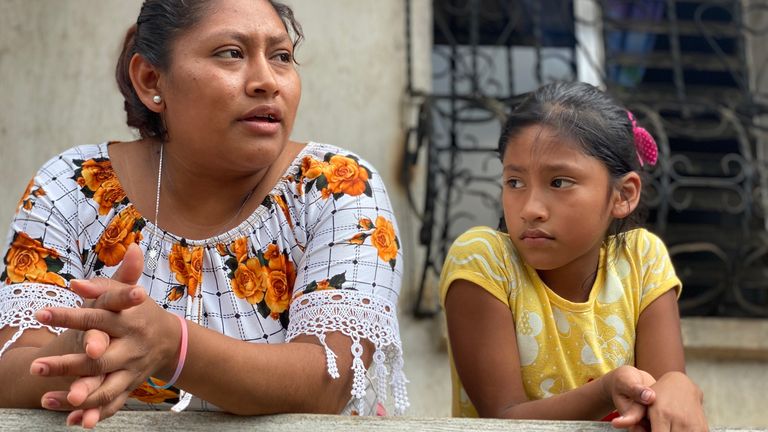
[497,81,647,244]
[116,0,304,140]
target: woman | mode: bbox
[0,0,408,427]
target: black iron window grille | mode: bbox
[403,0,768,318]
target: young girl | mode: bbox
[440,82,707,431]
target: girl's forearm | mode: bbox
[496,373,614,420]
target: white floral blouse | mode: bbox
[0,141,408,415]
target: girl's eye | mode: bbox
[551,178,574,188]
[506,178,524,188]
[216,49,244,59]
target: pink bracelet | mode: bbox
[147,314,188,390]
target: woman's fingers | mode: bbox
[83,329,110,359]
[68,375,106,407]
[70,279,145,312]
[75,369,142,411]
[40,391,72,411]
[39,374,105,411]
[111,243,144,286]
[80,407,101,430]
[70,390,132,429]
[66,409,85,427]
[68,244,147,311]
[91,282,146,312]
[35,307,122,335]
[31,352,116,377]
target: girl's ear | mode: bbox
[612,172,642,219]
[128,53,164,113]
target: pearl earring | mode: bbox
[153,95,162,104]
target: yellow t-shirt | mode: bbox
[439,226,681,417]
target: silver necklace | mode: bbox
[145,143,164,270]
[144,143,258,270]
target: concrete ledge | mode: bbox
[0,409,764,431]
[681,317,768,361]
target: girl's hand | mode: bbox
[606,365,657,429]
[646,371,708,432]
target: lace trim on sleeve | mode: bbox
[286,290,409,415]
[0,283,83,357]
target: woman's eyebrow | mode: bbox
[205,30,291,46]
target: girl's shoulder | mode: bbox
[440,226,521,306]
[443,226,523,278]
[617,228,671,259]
[452,226,515,255]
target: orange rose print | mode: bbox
[129,381,178,404]
[93,177,127,216]
[326,155,370,196]
[215,243,228,256]
[231,258,270,304]
[359,218,374,230]
[232,237,249,264]
[266,269,292,318]
[188,247,203,297]
[264,244,281,268]
[301,156,328,180]
[167,286,184,302]
[265,245,295,287]
[16,179,46,212]
[273,194,293,229]
[296,272,346,298]
[79,159,116,192]
[168,245,203,299]
[169,246,188,280]
[3,232,65,287]
[349,233,366,245]
[17,179,35,211]
[371,216,398,262]
[94,206,143,267]
[346,216,399,269]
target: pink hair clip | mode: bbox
[628,111,658,167]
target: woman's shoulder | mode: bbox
[32,143,111,183]
[280,141,387,208]
[27,143,111,195]
[299,142,380,173]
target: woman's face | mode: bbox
[159,0,301,173]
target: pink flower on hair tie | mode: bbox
[628,111,658,167]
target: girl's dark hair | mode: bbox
[497,81,646,244]
[115,0,304,140]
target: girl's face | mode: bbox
[158,0,301,174]
[501,125,620,274]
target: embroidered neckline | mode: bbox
[102,142,318,247]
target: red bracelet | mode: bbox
[147,314,188,390]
